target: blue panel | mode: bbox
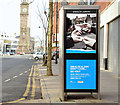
[66,49,96,53]
[66,60,96,89]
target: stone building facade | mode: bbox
[17,0,31,54]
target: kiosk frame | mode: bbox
[59,5,100,101]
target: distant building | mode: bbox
[53,0,120,74]
[29,37,35,54]
[34,38,44,53]
[0,33,19,54]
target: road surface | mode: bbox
[1,55,42,102]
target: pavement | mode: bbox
[41,61,118,103]
[17,60,119,104]
[1,59,117,104]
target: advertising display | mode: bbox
[65,10,97,53]
[63,6,99,93]
[59,5,100,100]
[66,60,96,89]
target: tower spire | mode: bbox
[23,0,26,2]
[21,0,28,3]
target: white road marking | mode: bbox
[13,76,18,78]
[5,79,11,82]
[25,71,27,73]
[19,73,23,75]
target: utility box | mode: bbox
[59,5,100,101]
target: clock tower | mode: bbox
[18,0,30,54]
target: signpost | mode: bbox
[59,5,100,101]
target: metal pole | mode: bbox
[55,1,58,64]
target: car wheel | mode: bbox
[35,57,39,60]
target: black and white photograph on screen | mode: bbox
[66,11,97,53]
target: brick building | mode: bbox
[53,1,81,51]
[53,0,120,74]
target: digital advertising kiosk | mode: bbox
[59,5,100,101]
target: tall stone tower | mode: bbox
[18,0,30,54]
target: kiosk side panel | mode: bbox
[59,7,65,100]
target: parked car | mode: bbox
[33,52,43,60]
[0,52,3,56]
[7,52,10,55]
[43,51,59,62]
[10,52,15,55]
[20,52,25,55]
[17,52,20,54]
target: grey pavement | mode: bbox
[17,60,119,104]
[37,60,118,103]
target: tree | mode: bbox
[47,0,53,76]
[37,1,49,66]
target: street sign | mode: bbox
[59,5,100,100]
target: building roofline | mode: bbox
[62,5,100,10]
[20,2,29,5]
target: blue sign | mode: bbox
[66,49,96,53]
[66,60,96,89]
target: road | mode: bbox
[1,55,42,103]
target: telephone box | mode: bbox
[59,5,100,100]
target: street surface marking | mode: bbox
[5,65,36,103]
[6,98,25,103]
[29,58,33,59]
[23,65,34,97]
[4,79,11,82]
[19,73,23,75]
[31,65,36,99]
[40,69,47,70]
[13,76,18,78]
[34,61,40,63]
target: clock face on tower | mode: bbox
[23,8,27,13]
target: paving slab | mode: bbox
[38,61,118,103]
[18,60,118,104]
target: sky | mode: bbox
[0,0,49,41]
[1,0,119,40]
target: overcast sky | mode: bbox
[0,0,49,41]
[1,0,118,40]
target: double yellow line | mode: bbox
[7,65,36,103]
[31,65,36,99]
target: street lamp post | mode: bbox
[55,0,58,64]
